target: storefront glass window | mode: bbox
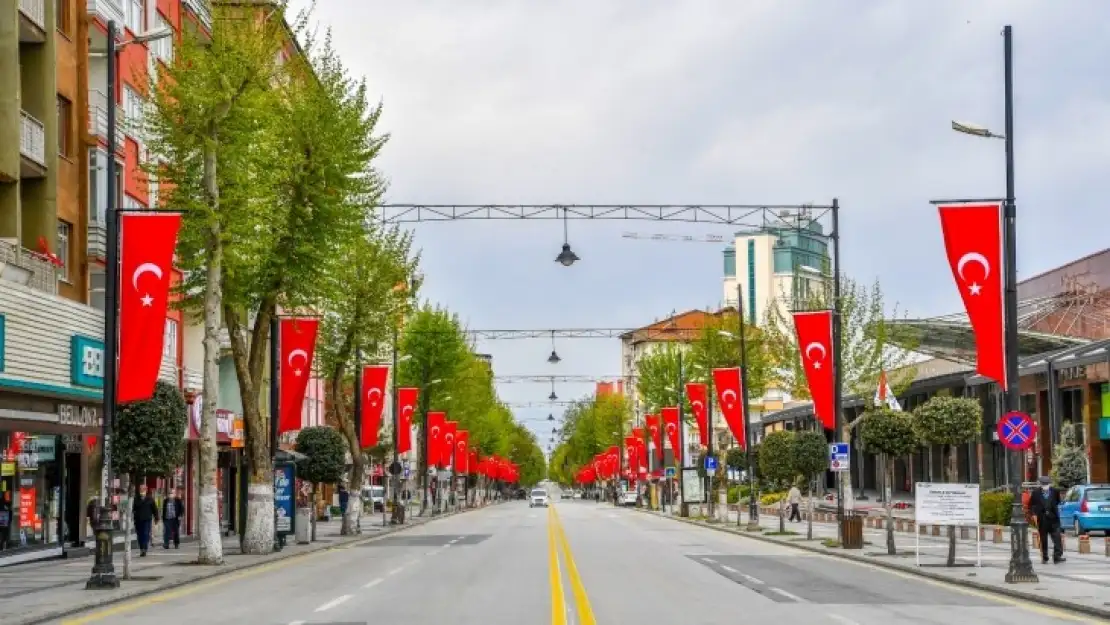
[1,432,62,552]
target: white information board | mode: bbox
[914,482,980,526]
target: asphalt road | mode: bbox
[50,495,1099,625]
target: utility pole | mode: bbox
[738,282,759,530]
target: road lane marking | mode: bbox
[314,595,352,612]
[740,573,764,585]
[769,587,805,603]
[364,577,384,589]
[828,615,860,625]
[288,621,305,625]
[547,506,567,625]
[388,566,406,575]
[425,549,440,556]
[552,506,596,625]
[721,565,738,573]
[702,557,717,564]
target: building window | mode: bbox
[57,96,71,157]
[55,0,71,36]
[125,0,143,34]
[89,268,105,310]
[151,13,174,64]
[56,221,71,282]
[746,239,756,323]
[163,319,178,361]
[122,86,144,142]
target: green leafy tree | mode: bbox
[634,344,684,413]
[295,426,348,541]
[317,227,418,534]
[1051,422,1087,489]
[913,396,982,566]
[551,394,631,486]
[146,1,291,564]
[759,430,796,532]
[793,431,828,540]
[859,407,918,554]
[688,310,772,401]
[762,272,918,509]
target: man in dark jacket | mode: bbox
[133,484,159,557]
[162,488,185,549]
[1028,475,1066,564]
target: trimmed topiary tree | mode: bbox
[859,407,918,554]
[793,431,828,540]
[759,430,796,532]
[912,396,982,566]
[1051,421,1087,489]
[295,426,347,540]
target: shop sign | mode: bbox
[70,336,105,388]
[17,436,55,466]
[274,462,296,536]
[1058,365,1088,382]
[58,404,102,428]
[61,434,83,454]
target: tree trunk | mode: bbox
[342,457,365,535]
[885,458,896,555]
[807,474,814,540]
[779,497,786,533]
[224,304,275,555]
[311,482,318,542]
[840,422,859,512]
[197,135,224,565]
[121,476,133,579]
[946,444,957,566]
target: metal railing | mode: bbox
[0,239,58,295]
[182,0,212,31]
[88,90,125,147]
[18,0,45,30]
[19,111,46,167]
[87,0,125,27]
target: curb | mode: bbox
[17,505,485,625]
[634,509,1109,621]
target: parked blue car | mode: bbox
[1058,484,1110,535]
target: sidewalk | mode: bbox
[0,505,478,625]
[642,505,1110,620]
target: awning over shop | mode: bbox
[886,318,1084,363]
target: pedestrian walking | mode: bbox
[787,484,802,522]
[1029,475,1065,564]
[133,483,159,557]
[162,488,184,549]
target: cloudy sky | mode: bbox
[289,0,1109,445]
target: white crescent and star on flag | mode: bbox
[956,252,991,296]
[720,389,737,409]
[804,342,827,369]
[287,349,308,377]
[131,262,163,308]
[366,387,382,407]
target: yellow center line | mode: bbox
[551,505,596,625]
[547,506,567,625]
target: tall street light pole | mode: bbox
[87,20,171,591]
[735,283,759,530]
[831,198,845,543]
[950,25,1035,584]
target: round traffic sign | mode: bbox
[997,411,1037,451]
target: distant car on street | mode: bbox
[529,488,549,508]
[1059,484,1110,535]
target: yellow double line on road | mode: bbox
[547,505,595,625]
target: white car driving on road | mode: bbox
[529,488,549,507]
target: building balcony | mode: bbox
[19,111,46,175]
[87,221,107,261]
[87,0,125,30]
[88,90,125,150]
[0,238,58,295]
[18,0,46,42]
[181,0,212,32]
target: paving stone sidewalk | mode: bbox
[642,505,1110,621]
[0,504,478,625]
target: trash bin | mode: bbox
[295,508,311,544]
[840,513,864,549]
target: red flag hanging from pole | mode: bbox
[712,367,746,449]
[396,387,418,454]
[360,365,389,448]
[632,427,647,468]
[792,310,836,430]
[661,407,682,464]
[455,430,469,473]
[645,414,663,461]
[938,203,1007,389]
[278,318,319,434]
[427,412,445,467]
[685,382,709,446]
[443,422,457,468]
[117,213,181,403]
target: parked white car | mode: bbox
[529,488,549,507]
[621,490,638,506]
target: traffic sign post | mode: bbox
[704,456,718,472]
[997,411,1037,451]
[829,442,850,472]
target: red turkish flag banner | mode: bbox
[661,407,682,464]
[685,382,709,446]
[468,449,478,475]
[792,310,836,430]
[360,365,389,448]
[426,412,445,467]
[454,430,469,473]
[625,436,640,475]
[278,318,319,434]
[712,367,747,449]
[396,387,418,454]
[645,415,663,462]
[938,203,1007,389]
[117,213,182,403]
[632,427,648,468]
[442,422,457,468]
